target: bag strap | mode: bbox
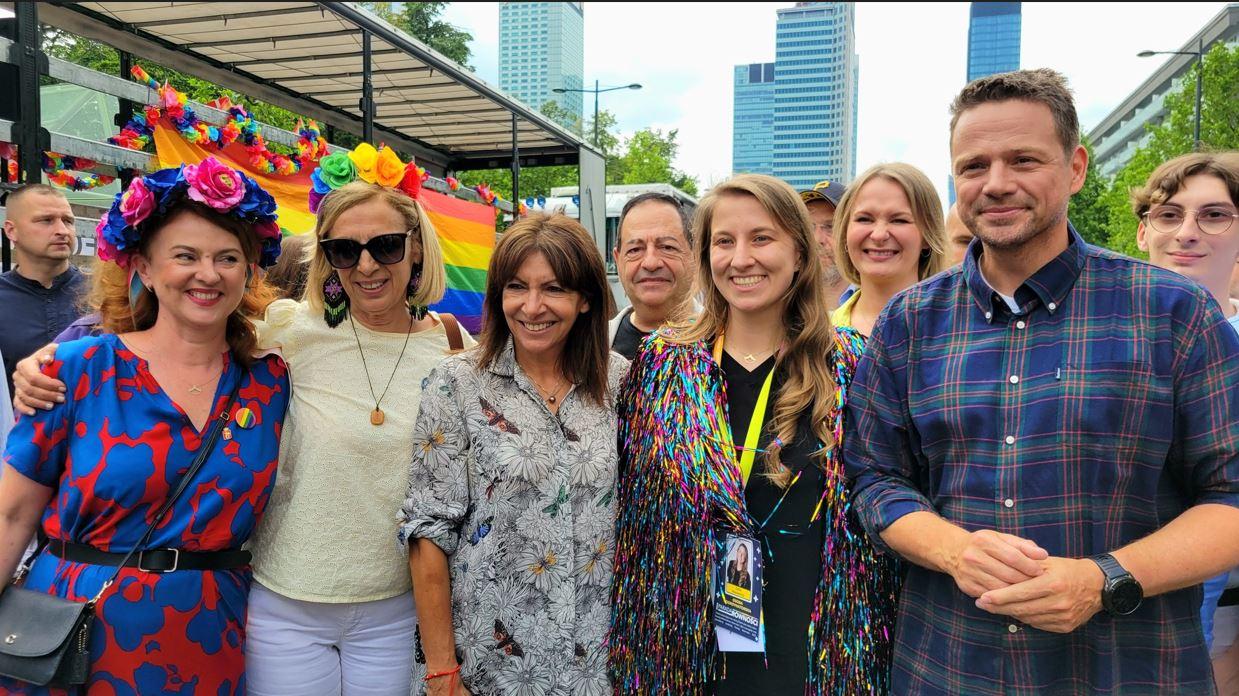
[439,313,465,353]
[84,374,245,604]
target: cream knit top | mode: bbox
[248,299,475,602]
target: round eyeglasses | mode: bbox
[1142,205,1239,236]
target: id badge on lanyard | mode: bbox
[712,336,772,652]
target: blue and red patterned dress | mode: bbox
[0,334,289,695]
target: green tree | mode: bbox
[1068,137,1110,247]
[614,128,698,195]
[1100,42,1239,256]
[356,2,473,69]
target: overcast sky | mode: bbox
[443,1,1228,200]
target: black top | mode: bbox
[715,351,825,696]
[0,266,87,394]
[610,311,649,361]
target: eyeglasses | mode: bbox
[1142,205,1239,236]
[319,232,409,269]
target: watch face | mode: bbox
[1109,579,1142,615]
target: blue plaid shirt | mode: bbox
[845,227,1239,694]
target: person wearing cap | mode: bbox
[799,180,853,310]
[0,158,291,692]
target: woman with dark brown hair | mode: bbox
[399,213,625,696]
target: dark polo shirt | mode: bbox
[0,266,87,393]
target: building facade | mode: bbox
[1088,4,1238,179]
[498,2,584,125]
[733,62,776,176]
[967,2,1021,83]
[731,2,858,188]
[772,2,858,189]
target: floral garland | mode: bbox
[110,66,328,176]
[97,156,282,269]
[308,142,427,212]
[42,152,118,191]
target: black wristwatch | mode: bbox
[1090,553,1143,616]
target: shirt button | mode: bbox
[985,311,993,320]
[1008,624,1019,633]
[1003,498,1014,508]
[1005,435,1015,445]
[1009,375,1019,384]
[1048,302,1057,312]
[1016,320,1026,329]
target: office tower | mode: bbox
[967,2,1022,82]
[498,2,585,125]
[733,62,776,176]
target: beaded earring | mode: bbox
[323,271,350,328]
[407,265,428,320]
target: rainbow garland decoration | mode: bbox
[110,66,327,176]
[43,152,117,191]
[609,328,901,695]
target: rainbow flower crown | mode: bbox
[96,157,282,269]
[308,143,426,212]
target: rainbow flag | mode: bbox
[152,123,495,333]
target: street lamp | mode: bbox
[1138,39,1204,150]
[552,81,642,147]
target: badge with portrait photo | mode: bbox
[715,533,764,651]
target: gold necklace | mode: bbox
[126,337,223,394]
[527,373,569,404]
[348,313,414,426]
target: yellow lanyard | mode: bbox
[714,335,775,485]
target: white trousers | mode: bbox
[246,582,417,696]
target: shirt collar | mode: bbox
[4,265,81,293]
[964,224,1087,323]
[488,337,519,378]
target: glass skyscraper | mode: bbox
[773,2,858,188]
[498,2,584,125]
[733,63,776,176]
[967,2,1021,82]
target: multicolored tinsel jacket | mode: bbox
[609,326,902,695]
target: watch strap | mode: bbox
[1091,552,1128,582]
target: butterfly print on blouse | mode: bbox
[494,619,525,657]
[479,397,521,435]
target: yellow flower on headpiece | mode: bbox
[375,146,405,188]
[349,143,378,184]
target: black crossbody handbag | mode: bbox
[0,377,243,687]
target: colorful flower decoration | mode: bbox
[109,67,328,176]
[445,176,460,192]
[306,143,426,213]
[96,156,282,269]
[42,152,118,191]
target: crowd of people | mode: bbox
[0,67,1237,695]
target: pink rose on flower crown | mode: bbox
[118,178,155,226]
[185,157,246,210]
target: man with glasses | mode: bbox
[845,70,1239,693]
[609,193,697,360]
[799,180,852,309]
[1133,151,1239,679]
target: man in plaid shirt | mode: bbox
[845,69,1239,694]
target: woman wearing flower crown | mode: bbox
[12,144,474,695]
[0,157,291,694]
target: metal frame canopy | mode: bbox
[31,1,602,177]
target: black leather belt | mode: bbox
[47,539,251,573]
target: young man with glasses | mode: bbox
[1133,151,1239,684]
[845,70,1239,694]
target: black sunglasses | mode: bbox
[319,232,409,269]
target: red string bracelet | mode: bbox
[424,664,462,682]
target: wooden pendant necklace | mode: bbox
[348,313,414,426]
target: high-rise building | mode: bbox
[498,2,584,125]
[967,3,1021,83]
[1088,4,1238,179]
[772,2,859,189]
[733,63,776,176]
[951,2,1021,202]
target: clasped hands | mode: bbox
[946,529,1105,634]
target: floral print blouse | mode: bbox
[398,340,628,696]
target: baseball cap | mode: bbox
[799,180,846,207]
